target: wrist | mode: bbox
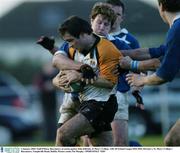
[49,48,57,55]
[130,60,139,71]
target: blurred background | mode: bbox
[0,0,179,146]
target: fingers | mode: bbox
[36,36,44,44]
[126,73,134,86]
[81,76,97,85]
[112,65,120,76]
[81,78,92,85]
[136,103,145,110]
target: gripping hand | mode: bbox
[132,90,144,110]
[37,36,55,50]
[80,64,97,84]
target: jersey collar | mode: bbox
[172,12,180,24]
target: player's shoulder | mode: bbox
[99,38,121,53]
[99,37,112,43]
[171,18,180,38]
[59,41,69,50]
[120,28,137,39]
[97,38,121,59]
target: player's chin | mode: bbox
[99,32,106,37]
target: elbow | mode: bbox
[52,56,59,68]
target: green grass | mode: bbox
[139,135,164,146]
[8,135,164,147]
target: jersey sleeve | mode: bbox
[149,45,166,58]
[156,36,180,81]
[55,41,69,57]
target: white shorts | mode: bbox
[114,91,129,120]
[58,93,80,124]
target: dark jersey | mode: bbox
[156,18,180,81]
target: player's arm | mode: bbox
[52,52,83,70]
[126,73,166,87]
[36,36,58,55]
[36,36,84,70]
[138,58,160,71]
[60,69,113,89]
[52,70,113,90]
[121,45,166,61]
[119,56,161,72]
[92,77,114,89]
[121,48,151,60]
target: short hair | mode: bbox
[90,2,117,26]
[158,0,180,12]
[106,0,125,14]
[58,16,93,38]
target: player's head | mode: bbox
[59,16,93,51]
[90,2,116,36]
[158,0,180,12]
[157,0,180,23]
[106,0,125,14]
[105,0,125,31]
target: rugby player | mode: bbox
[38,3,143,146]
[124,0,180,146]
[53,16,123,146]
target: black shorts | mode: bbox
[79,95,118,133]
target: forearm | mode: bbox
[138,58,161,71]
[93,77,114,89]
[121,48,151,60]
[142,73,166,85]
[52,53,83,70]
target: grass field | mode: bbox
[139,135,164,146]
[9,135,164,147]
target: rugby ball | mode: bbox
[69,82,84,92]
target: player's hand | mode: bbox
[52,72,71,92]
[119,56,132,70]
[37,36,55,50]
[60,70,82,85]
[112,64,120,76]
[126,73,146,87]
[80,64,97,84]
[132,90,144,110]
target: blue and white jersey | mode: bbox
[156,16,180,81]
[107,34,130,50]
[58,41,69,56]
[109,29,140,92]
[110,28,140,49]
[109,29,141,92]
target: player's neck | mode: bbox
[111,26,121,33]
[81,34,99,56]
[110,26,121,36]
[166,12,180,27]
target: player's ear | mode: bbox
[159,3,165,12]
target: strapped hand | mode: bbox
[37,36,55,50]
[132,90,144,110]
[79,64,97,84]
